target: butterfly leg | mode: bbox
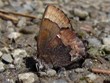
[35,59,45,72]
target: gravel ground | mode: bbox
[0,0,110,83]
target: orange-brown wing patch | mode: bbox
[37,19,60,54]
[43,5,72,29]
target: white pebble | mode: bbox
[18,72,35,83]
[86,73,97,80]
[8,32,21,39]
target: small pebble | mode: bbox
[0,61,5,72]
[46,69,56,77]
[82,59,93,68]
[104,45,110,52]
[19,25,39,34]
[74,8,88,19]
[8,32,21,39]
[6,79,14,83]
[7,28,15,33]
[2,54,13,63]
[75,68,85,73]
[9,0,22,7]
[18,72,36,83]
[102,37,110,45]
[53,79,68,83]
[68,70,77,81]
[7,21,14,27]
[23,4,33,12]
[39,71,47,76]
[102,37,110,52]
[17,17,27,27]
[14,58,24,69]
[6,21,15,33]
[12,49,29,59]
[8,64,15,69]
[17,8,29,13]
[1,47,9,53]
[86,73,97,81]
[88,37,101,47]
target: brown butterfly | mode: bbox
[37,5,86,69]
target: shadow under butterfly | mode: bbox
[36,5,86,70]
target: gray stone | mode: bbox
[17,8,29,14]
[2,54,13,63]
[7,21,13,27]
[39,79,48,83]
[19,25,39,34]
[53,79,68,83]
[46,69,56,77]
[102,37,110,45]
[1,47,10,53]
[7,28,15,33]
[102,37,110,52]
[82,59,93,68]
[104,27,110,34]
[6,21,15,33]
[86,73,97,81]
[8,64,15,69]
[0,61,5,72]
[104,45,110,52]
[39,71,47,76]
[17,17,27,27]
[18,72,36,83]
[75,68,85,73]
[14,58,24,69]
[23,4,33,12]
[12,49,29,59]
[9,0,22,8]
[88,37,101,47]
[74,8,88,19]
[68,71,77,81]
[12,49,28,68]
[6,79,14,83]
[0,51,3,57]
[8,32,21,39]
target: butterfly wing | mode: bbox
[37,5,86,68]
[43,5,72,29]
[37,19,60,54]
[37,5,73,68]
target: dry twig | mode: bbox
[0,9,36,19]
[91,68,110,75]
[0,12,18,22]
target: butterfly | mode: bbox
[37,5,86,69]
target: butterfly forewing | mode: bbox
[37,19,60,54]
[43,5,72,29]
